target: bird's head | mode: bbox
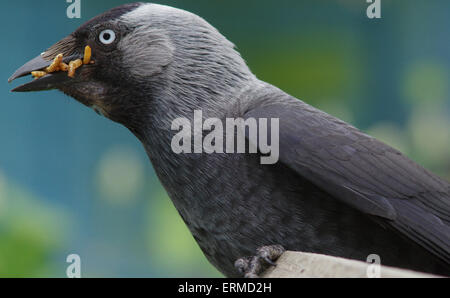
[9,3,253,134]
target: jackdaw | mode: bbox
[8,3,450,277]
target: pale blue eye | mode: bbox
[99,29,116,45]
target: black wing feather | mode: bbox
[244,92,450,264]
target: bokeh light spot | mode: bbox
[95,146,145,205]
[367,122,409,154]
[402,61,449,104]
[408,104,450,169]
[146,192,222,277]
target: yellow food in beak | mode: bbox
[31,71,47,79]
[83,45,92,65]
[31,45,93,79]
[45,54,63,73]
[68,59,83,78]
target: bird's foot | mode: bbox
[234,245,285,278]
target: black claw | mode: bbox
[234,245,285,278]
[263,256,277,266]
[234,257,250,275]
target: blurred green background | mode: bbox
[0,0,449,277]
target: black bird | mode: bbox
[8,3,450,277]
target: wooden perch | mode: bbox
[261,251,439,278]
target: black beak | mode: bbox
[8,53,81,92]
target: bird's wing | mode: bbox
[243,92,450,264]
